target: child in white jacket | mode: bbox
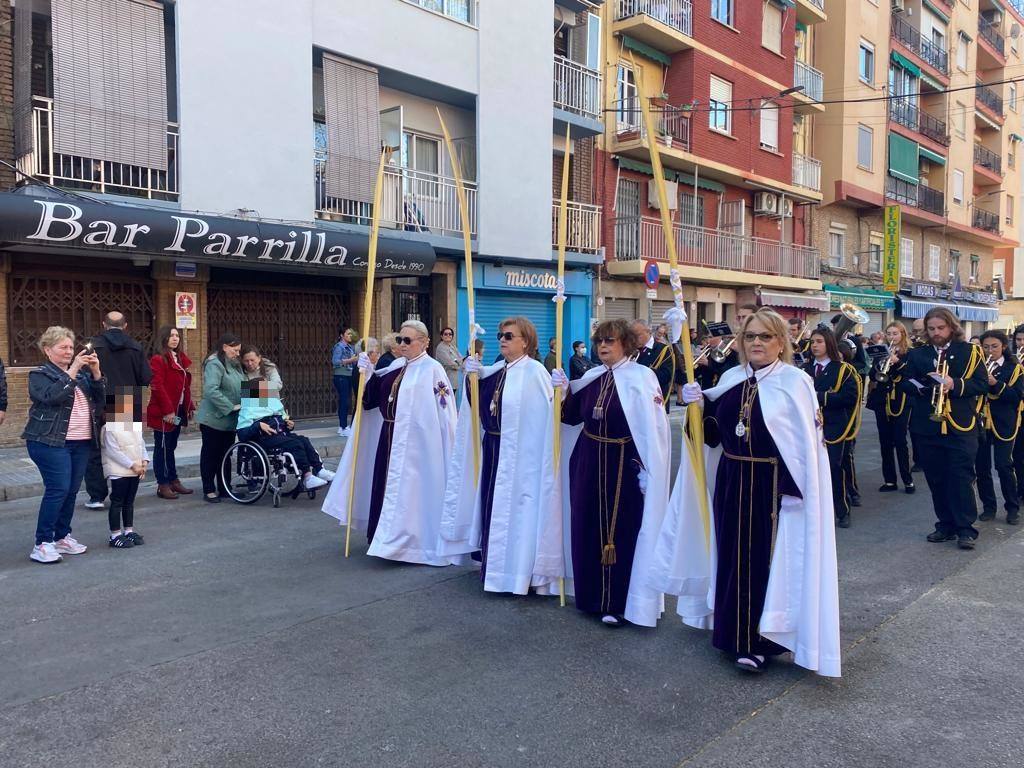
[102,389,149,549]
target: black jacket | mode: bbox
[375,352,396,370]
[804,359,861,444]
[898,341,988,436]
[866,351,909,419]
[91,328,153,392]
[691,347,739,389]
[636,341,675,399]
[980,356,1024,442]
[21,362,105,447]
[0,356,7,411]
[569,354,595,381]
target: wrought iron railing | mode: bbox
[973,208,1000,233]
[792,153,822,192]
[918,184,945,216]
[794,60,823,102]
[616,0,693,38]
[613,98,692,152]
[979,18,1006,56]
[552,200,601,253]
[974,142,1003,175]
[801,0,825,9]
[888,98,949,145]
[976,82,1004,116]
[890,14,949,75]
[885,176,944,216]
[553,55,602,121]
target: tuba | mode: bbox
[833,302,871,340]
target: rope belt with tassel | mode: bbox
[584,430,632,566]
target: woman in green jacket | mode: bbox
[196,333,244,503]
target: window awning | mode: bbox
[615,157,726,193]
[758,289,831,312]
[1011,133,1024,143]
[621,35,671,67]
[890,51,922,78]
[922,0,950,24]
[824,284,896,310]
[919,146,947,166]
[920,70,944,91]
[899,298,956,318]
[956,303,999,322]
[889,132,920,184]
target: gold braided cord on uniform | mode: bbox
[941,344,983,434]
[984,363,1024,442]
[825,362,862,445]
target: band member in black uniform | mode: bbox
[867,322,915,494]
[803,327,861,528]
[899,307,988,549]
[632,321,675,411]
[1011,324,1024,503]
[691,331,739,390]
[789,317,811,365]
[975,330,1023,526]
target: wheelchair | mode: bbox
[220,441,319,507]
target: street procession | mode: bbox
[3,1,1024,766]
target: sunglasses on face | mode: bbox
[496,332,521,341]
[743,332,777,343]
[594,336,619,346]
[396,336,420,346]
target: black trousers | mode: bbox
[109,476,140,531]
[826,441,850,521]
[199,425,236,495]
[84,445,108,502]
[916,431,979,538]
[843,439,859,499]
[874,408,913,486]
[975,430,1019,516]
[1013,434,1024,502]
[257,432,323,474]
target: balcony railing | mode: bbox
[976,82,1004,116]
[979,19,1006,56]
[974,143,1003,175]
[890,14,949,75]
[315,161,477,237]
[792,152,822,192]
[973,208,1000,233]
[888,98,950,145]
[885,176,945,217]
[802,0,824,8]
[794,60,823,102]
[613,98,692,152]
[553,55,602,121]
[616,0,693,38]
[407,0,474,25]
[19,96,178,201]
[612,216,820,279]
[552,200,602,253]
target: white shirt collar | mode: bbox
[743,359,783,381]
[644,336,655,351]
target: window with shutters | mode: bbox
[710,76,732,134]
[680,192,705,227]
[857,125,873,170]
[957,32,969,71]
[401,131,441,197]
[828,229,845,268]
[954,101,966,137]
[929,244,941,281]
[869,235,883,274]
[759,101,779,151]
[712,0,734,26]
[952,169,964,204]
[970,255,980,283]
[762,5,782,54]
[323,53,381,204]
[858,41,874,83]
[949,249,961,281]
[1011,83,1019,113]
[616,66,639,133]
[1008,195,1015,226]
[900,237,914,278]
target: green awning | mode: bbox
[772,0,796,7]
[796,21,808,32]
[890,51,921,78]
[1011,133,1024,143]
[920,70,944,92]
[621,35,671,67]
[922,0,950,24]
[889,132,920,184]
[824,284,896,311]
[919,146,946,166]
[615,157,726,193]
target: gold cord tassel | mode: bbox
[601,543,617,566]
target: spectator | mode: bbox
[569,340,594,380]
[241,346,283,392]
[196,333,244,504]
[332,328,358,437]
[102,387,148,549]
[435,326,463,396]
[147,326,195,501]
[0,351,7,426]
[361,337,380,366]
[543,337,557,372]
[869,331,886,346]
[654,323,669,345]
[84,311,153,511]
[22,326,104,564]
[376,333,398,370]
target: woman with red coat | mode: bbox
[147,326,196,500]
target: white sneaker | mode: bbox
[54,535,87,555]
[303,475,328,490]
[30,542,62,564]
[316,468,336,482]
[337,427,346,436]
[84,500,105,510]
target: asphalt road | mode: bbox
[1,418,1021,768]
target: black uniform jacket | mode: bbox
[803,358,861,444]
[898,341,988,436]
[981,356,1024,442]
[636,340,676,398]
[866,351,909,419]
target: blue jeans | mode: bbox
[334,374,352,428]
[153,426,182,484]
[28,439,92,545]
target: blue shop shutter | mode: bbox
[474,292,557,359]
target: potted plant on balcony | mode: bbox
[651,93,673,148]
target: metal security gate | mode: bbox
[474,292,556,361]
[207,286,347,419]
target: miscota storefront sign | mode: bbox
[0,192,436,275]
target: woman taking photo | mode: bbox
[655,308,840,677]
[976,330,1024,525]
[147,326,195,501]
[551,318,670,629]
[435,327,463,397]
[867,322,914,495]
[22,326,104,564]
[196,333,244,504]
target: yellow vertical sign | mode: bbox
[883,205,901,293]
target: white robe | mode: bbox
[322,353,459,566]
[438,357,564,594]
[544,360,670,627]
[649,362,842,677]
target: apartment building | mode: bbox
[0,0,602,443]
[594,0,829,330]
[813,0,1020,337]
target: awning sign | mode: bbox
[883,205,901,293]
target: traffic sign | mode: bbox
[643,259,660,289]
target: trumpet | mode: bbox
[875,343,897,384]
[986,354,1000,375]
[1017,346,1024,365]
[710,337,736,364]
[929,359,950,423]
[693,345,712,365]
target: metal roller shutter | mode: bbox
[650,300,676,325]
[602,297,638,322]
[474,292,557,359]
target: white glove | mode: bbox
[637,467,649,496]
[551,368,569,394]
[681,382,703,404]
[356,352,375,376]
[662,306,687,345]
[463,356,483,375]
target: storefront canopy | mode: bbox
[758,289,830,311]
[824,284,896,310]
[899,297,998,322]
[0,190,436,276]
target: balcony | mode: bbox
[613,0,693,52]
[885,176,945,217]
[793,60,824,103]
[613,98,692,153]
[406,0,474,25]
[979,18,1006,57]
[974,142,1003,176]
[976,82,1004,118]
[973,208,1000,234]
[553,55,602,122]
[888,98,950,146]
[794,0,827,25]
[792,153,822,192]
[315,161,477,238]
[19,96,179,201]
[890,14,949,76]
[552,199,601,253]
[612,216,820,280]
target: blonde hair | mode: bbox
[885,322,910,355]
[38,325,75,352]
[381,332,398,353]
[400,320,429,339]
[737,309,794,366]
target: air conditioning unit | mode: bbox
[648,179,678,210]
[753,191,779,215]
[782,198,794,218]
[891,0,905,12]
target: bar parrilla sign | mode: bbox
[883,205,901,293]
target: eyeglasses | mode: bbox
[396,336,420,346]
[742,332,777,343]
[594,336,619,346]
[442,331,453,337]
[496,332,521,341]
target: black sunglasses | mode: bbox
[396,336,419,345]
[496,332,521,341]
[594,336,619,346]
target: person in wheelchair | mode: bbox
[237,379,335,491]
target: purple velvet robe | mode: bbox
[363,366,404,544]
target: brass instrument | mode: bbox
[1017,346,1024,365]
[693,345,712,365]
[929,358,950,422]
[710,337,736,364]
[834,301,871,340]
[876,343,897,384]
[985,354,1000,375]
